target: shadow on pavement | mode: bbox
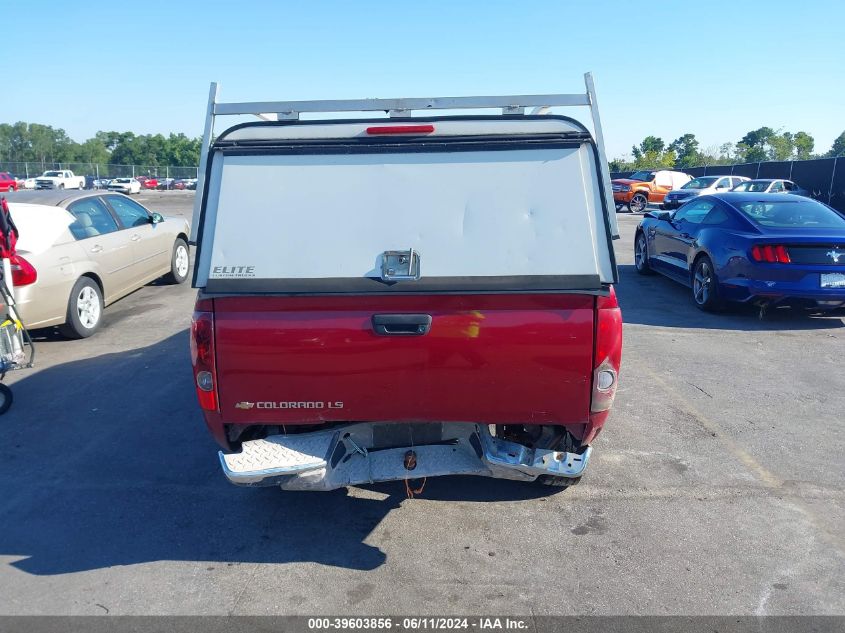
[0,330,556,576]
[616,265,844,331]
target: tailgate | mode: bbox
[214,294,594,425]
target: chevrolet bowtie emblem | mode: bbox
[234,401,255,410]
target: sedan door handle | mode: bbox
[130,234,141,242]
[372,314,432,336]
[90,245,103,253]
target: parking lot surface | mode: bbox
[1,193,843,615]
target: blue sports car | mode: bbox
[634,193,845,311]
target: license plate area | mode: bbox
[821,273,845,288]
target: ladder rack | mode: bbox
[190,72,616,242]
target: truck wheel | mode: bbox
[59,277,104,339]
[635,232,654,275]
[164,238,190,284]
[58,183,65,190]
[79,181,85,190]
[534,428,583,489]
[0,384,12,415]
[691,255,724,312]
[628,193,648,213]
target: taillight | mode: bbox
[365,124,435,135]
[190,310,218,411]
[592,286,623,415]
[751,244,791,263]
[10,255,37,286]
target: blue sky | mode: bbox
[4,0,844,159]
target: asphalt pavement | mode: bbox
[0,193,843,615]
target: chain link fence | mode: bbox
[0,161,198,182]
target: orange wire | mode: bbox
[405,477,427,499]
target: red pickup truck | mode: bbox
[190,76,622,492]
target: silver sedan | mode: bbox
[2,190,190,338]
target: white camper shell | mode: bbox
[192,74,619,295]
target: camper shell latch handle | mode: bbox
[380,249,420,281]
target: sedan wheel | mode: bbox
[77,286,101,328]
[628,193,648,213]
[635,233,653,275]
[165,238,190,284]
[59,278,104,339]
[692,257,722,311]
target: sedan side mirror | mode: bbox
[646,210,672,221]
[150,212,164,224]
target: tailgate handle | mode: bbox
[372,314,432,336]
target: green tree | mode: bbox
[792,131,814,159]
[72,138,110,164]
[768,132,794,161]
[632,148,676,170]
[0,122,205,172]
[108,133,141,165]
[609,157,633,172]
[95,131,134,153]
[828,131,845,157]
[632,136,665,161]
[668,133,700,168]
[737,127,775,162]
[163,133,202,166]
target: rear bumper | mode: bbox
[219,422,591,490]
[721,273,845,305]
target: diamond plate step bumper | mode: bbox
[219,423,591,490]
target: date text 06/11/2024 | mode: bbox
[307,618,530,631]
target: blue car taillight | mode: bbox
[752,244,791,263]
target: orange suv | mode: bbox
[612,169,691,213]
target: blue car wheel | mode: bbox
[692,256,724,311]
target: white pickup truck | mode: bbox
[34,170,86,190]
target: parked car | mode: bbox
[156,178,175,190]
[0,172,18,192]
[185,179,198,190]
[731,179,810,197]
[92,178,112,189]
[190,88,623,492]
[662,175,749,210]
[34,169,86,190]
[171,179,187,190]
[20,177,37,190]
[142,177,158,190]
[634,193,845,311]
[612,169,692,213]
[1,190,190,338]
[107,177,141,194]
